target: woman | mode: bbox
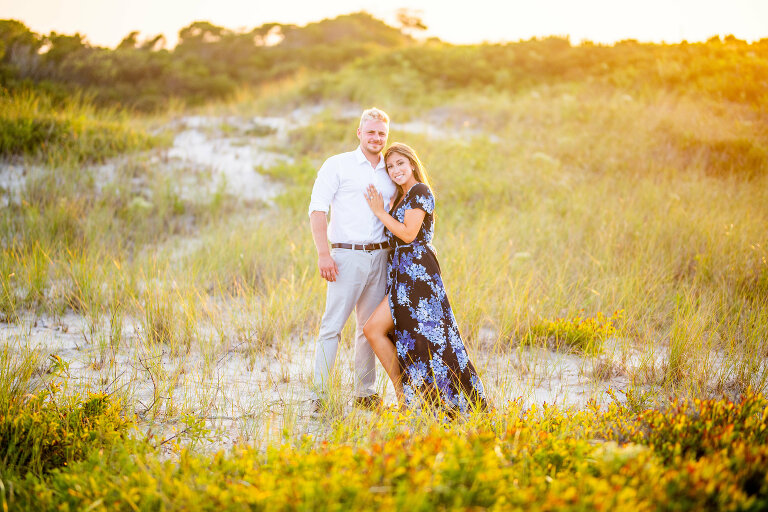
[363,143,488,413]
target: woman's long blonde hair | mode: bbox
[384,142,433,207]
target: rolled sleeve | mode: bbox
[308,158,337,216]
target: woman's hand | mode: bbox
[365,184,386,217]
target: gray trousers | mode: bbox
[312,247,389,399]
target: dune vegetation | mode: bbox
[1,11,767,510]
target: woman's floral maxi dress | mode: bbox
[387,183,488,412]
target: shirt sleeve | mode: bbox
[409,183,435,214]
[308,157,338,216]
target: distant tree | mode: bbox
[251,23,285,47]
[117,32,165,51]
[118,31,139,50]
[395,8,427,34]
[3,12,765,112]
[178,21,228,45]
[140,34,166,51]
[0,20,42,79]
[44,32,87,65]
[279,12,409,48]
[0,20,40,58]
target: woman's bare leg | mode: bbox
[363,296,404,406]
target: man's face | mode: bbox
[357,120,388,156]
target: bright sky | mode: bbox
[1,0,766,48]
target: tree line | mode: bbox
[0,13,412,110]
[1,12,766,111]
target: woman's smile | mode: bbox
[386,154,416,187]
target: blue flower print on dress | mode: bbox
[414,295,443,324]
[457,393,469,413]
[386,182,488,412]
[395,330,416,359]
[403,383,419,408]
[405,263,430,282]
[407,361,429,387]
[396,283,411,308]
[413,191,434,215]
[427,274,446,300]
[470,374,486,399]
[418,321,447,348]
[448,328,469,370]
[430,355,449,385]
[411,244,426,258]
[395,251,415,275]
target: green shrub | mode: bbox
[0,89,158,162]
[10,391,767,511]
[603,390,768,463]
[0,355,132,477]
[529,310,623,354]
[0,116,70,156]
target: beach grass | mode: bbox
[1,58,767,509]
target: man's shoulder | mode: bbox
[321,149,361,171]
[325,148,359,162]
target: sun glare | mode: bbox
[0,0,765,48]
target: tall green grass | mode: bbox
[1,49,767,511]
[4,83,767,400]
[0,89,158,163]
[256,85,768,397]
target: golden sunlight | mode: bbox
[1,0,765,48]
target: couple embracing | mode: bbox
[308,108,487,415]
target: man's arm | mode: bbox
[310,211,339,282]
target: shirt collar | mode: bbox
[355,146,385,170]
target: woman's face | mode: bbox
[386,152,416,188]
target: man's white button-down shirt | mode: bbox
[308,146,397,244]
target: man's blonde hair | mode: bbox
[359,107,390,129]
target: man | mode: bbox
[308,108,397,413]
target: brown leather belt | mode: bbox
[331,242,390,251]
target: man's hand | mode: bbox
[310,211,338,282]
[318,253,339,282]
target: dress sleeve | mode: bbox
[409,183,435,214]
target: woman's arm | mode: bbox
[365,185,425,243]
